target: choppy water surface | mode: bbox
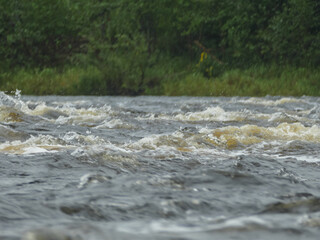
[1,92,320,240]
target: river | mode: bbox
[1,92,320,240]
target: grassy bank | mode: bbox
[1,65,319,96]
[163,66,320,96]
[0,67,96,95]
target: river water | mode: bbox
[1,92,320,240]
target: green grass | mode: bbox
[162,65,320,96]
[0,65,319,96]
[0,67,99,95]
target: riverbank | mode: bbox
[1,65,319,96]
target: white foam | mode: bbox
[291,155,320,163]
[175,106,247,122]
[23,147,51,154]
[61,131,107,146]
[239,97,306,106]
[94,118,135,129]
[0,134,74,155]
[54,105,113,126]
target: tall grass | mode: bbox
[0,67,99,95]
[0,65,319,96]
[162,65,320,96]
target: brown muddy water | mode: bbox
[1,92,320,240]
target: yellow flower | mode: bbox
[200,52,207,62]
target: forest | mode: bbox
[0,0,319,95]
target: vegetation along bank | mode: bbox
[0,0,319,96]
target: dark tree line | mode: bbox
[0,0,319,94]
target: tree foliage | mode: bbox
[0,0,319,94]
[0,0,85,68]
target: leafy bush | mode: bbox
[0,0,84,68]
[0,0,319,95]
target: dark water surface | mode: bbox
[1,92,320,240]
